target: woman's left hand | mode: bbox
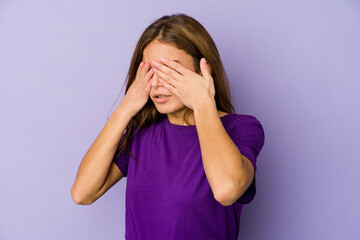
[151,57,215,111]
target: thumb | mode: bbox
[200,58,211,80]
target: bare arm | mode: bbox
[194,98,254,207]
[71,61,154,205]
[70,100,133,205]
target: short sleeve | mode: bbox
[227,115,265,204]
[112,131,134,178]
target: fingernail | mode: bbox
[152,61,159,67]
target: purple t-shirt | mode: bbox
[113,113,265,240]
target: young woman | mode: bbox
[71,13,265,239]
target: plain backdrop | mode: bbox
[0,0,359,239]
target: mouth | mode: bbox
[154,95,171,103]
[155,95,171,98]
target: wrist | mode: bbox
[111,101,135,121]
[118,97,139,118]
[193,96,217,116]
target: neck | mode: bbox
[167,109,195,126]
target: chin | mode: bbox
[152,101,185,115]
[155,106,177,114]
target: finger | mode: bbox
[136,61,144,76]
[200,58,212,80]
[159,78,178,96]
[145,78,153,92]
[144,68,154,83]
[152,67,178,88]
[151,60,184,80]
[159,57,193,76]
[142,62,152,74]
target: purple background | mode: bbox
[1,0,359,239]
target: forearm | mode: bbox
[194,98,252,205]
[71,101,133,202]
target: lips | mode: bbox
[154,93,171,98]
[154,95,171,103]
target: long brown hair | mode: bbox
[112,13,235,163]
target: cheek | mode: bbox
[172,96,185,108]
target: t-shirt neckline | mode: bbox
[164,113,234,131]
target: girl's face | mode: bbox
[142,40,196,115]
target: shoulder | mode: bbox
[221,113,263,131]
[223,113,265,160]
[222,112,264,143]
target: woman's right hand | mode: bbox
[121,62,154,117]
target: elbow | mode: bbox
[215,196,236,207]
[214,179,248,207]
[214,181,237,206]
[71,185,94,205]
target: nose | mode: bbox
[151,73,163,88]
